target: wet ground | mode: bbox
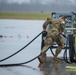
[0,57,76,75]
[39,57,76,75]
[0,19,76,75]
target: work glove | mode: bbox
[61,32,67,38]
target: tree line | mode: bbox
[0,0,76,13]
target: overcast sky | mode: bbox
[7,0,76,5]
[7,0,30,4]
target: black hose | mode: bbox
[0,54,40,67]
[50,47,63,60]
[0,33,61,67]
[63,36,71,64]
[0,32,43,62]
[49,34,67,61]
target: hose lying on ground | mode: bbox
[0,33,60,67]
[0,32,43,63]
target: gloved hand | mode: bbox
[43,29,47,32]
[61,32,67,38]
[42,29,47,34]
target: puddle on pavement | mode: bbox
[38,57,76,75]
[0,19,76,75]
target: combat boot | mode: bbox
[53,55,58,61]
[38,54,46,63]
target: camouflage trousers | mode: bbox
[41,28,64,57]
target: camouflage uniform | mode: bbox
[38,17,66,63]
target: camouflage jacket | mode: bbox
[43,19,65,32]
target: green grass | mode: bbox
[0,12,51,20]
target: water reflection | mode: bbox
[38,62,61,75]
[0,19,76,75]
[19,65,39,72]
[38,57,76,75]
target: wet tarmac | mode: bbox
[0,19,76,75]
[0,57,76,75]
[38,57,76,75]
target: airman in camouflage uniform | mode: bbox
[38,16,66,63]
